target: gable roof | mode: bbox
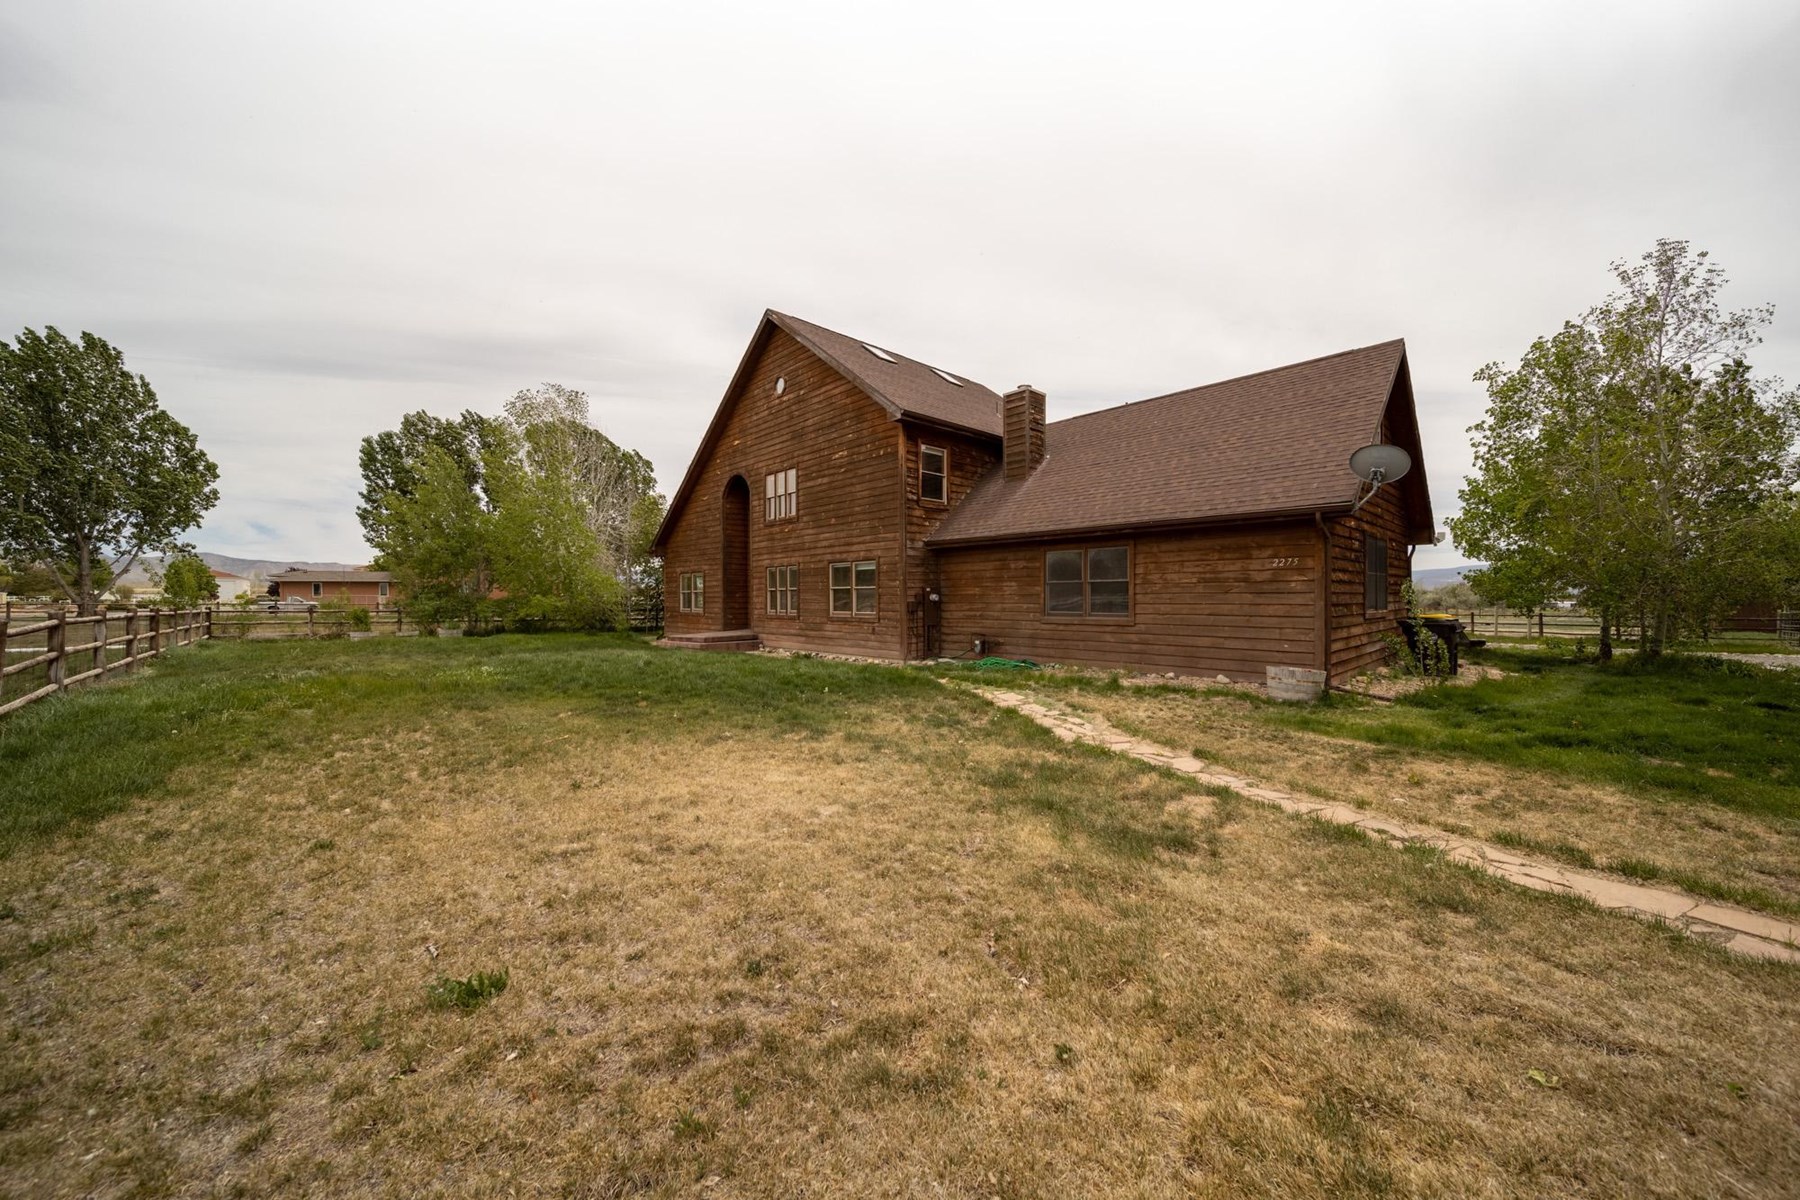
[653,310,1003,550]
[926,339,1434,546]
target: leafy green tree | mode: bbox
[1452,241,1800,657]
[484,423,622,629]
[379,445,494,629]
[158,552,219,607]
[363,389,658,631]
[0,328,220,613]
[356,410,499,554]
[2,558,111,600]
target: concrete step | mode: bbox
[657,629,762,653]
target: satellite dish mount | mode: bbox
[1348,444,1412,515]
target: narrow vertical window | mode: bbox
[1365,536,1389,612]
[920,445,948,504]
[765,469,798,520]
[766,565,798,615]
[312,582,322,598]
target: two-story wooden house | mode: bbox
[653,311,1433,682]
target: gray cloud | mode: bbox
[2,0,1795,567]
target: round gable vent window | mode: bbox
[774,376,786,395]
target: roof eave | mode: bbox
[925,502,1356,549]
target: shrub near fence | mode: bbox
[0,607,210,718]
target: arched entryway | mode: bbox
[721,475,750,629]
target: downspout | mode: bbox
[1314,511,1332,680]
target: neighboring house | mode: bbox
[653,311,1433,682]
[268,568,395,608]
[211,569,253,602]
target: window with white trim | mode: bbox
[1044,546,1130,616]
[765,468,797,520]
[829,560,877,616]
[679,572,705,613]
[311,582,322,598]
[378,581,389,598]
[920,445,947,504]
[766,565,798,615]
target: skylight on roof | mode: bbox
[861,343,898,363]
[929,367,964,387]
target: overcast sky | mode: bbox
[3,1,1796,569]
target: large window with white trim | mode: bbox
[765,468,797,521]
[1044,546,1130,616]
[829,560,877,616]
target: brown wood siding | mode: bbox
[900,423,1002,657]
[660,328,908,658]
[935,522,1320,680]
[1325,420,1413,680]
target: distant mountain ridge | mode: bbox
[1413,565,1482,589]
[116,551,368,587]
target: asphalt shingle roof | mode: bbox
[925,340,1413,545]
[770,311,1005,437]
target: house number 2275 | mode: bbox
[1269,557,1301,567]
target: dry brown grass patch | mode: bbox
[1,660,1796,1197]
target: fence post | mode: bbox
[150,609,161,657]
[1538,611,1545,638]
[47,609,67,691]
[93,608,107,676]
[0,615,8,708]
[307,608,315,639]
[125,610,138,669]
[205,606,213,640]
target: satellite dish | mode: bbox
[1349,444,1412,484]
[1348,444,1411,514]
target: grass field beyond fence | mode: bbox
[1,636,1796,1198]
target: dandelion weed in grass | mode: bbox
[427,969,509,1011]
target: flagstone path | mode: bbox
[970,685,1800,964]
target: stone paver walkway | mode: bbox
[971,686,1800,964]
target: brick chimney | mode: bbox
[1002,385,1046,480]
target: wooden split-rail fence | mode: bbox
[0,607,211,719]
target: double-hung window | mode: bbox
[679,572,705,613]
[1044,546,1130,616]
[765,468,797,521]
[1365,536,1389,612]
[919,445,948,504]
[766,565,798,615]
[829,560,877,616]
[311,582,323,598]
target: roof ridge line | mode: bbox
[1046,339,1407,430]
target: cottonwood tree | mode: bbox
[157,551,219,607]
[0,328,220,614]
[1453,241,1800,656]
[503,384,661,578]
[355,410,500,552]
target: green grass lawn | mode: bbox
[1272,648,1800,821]
[0,633,933,855]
